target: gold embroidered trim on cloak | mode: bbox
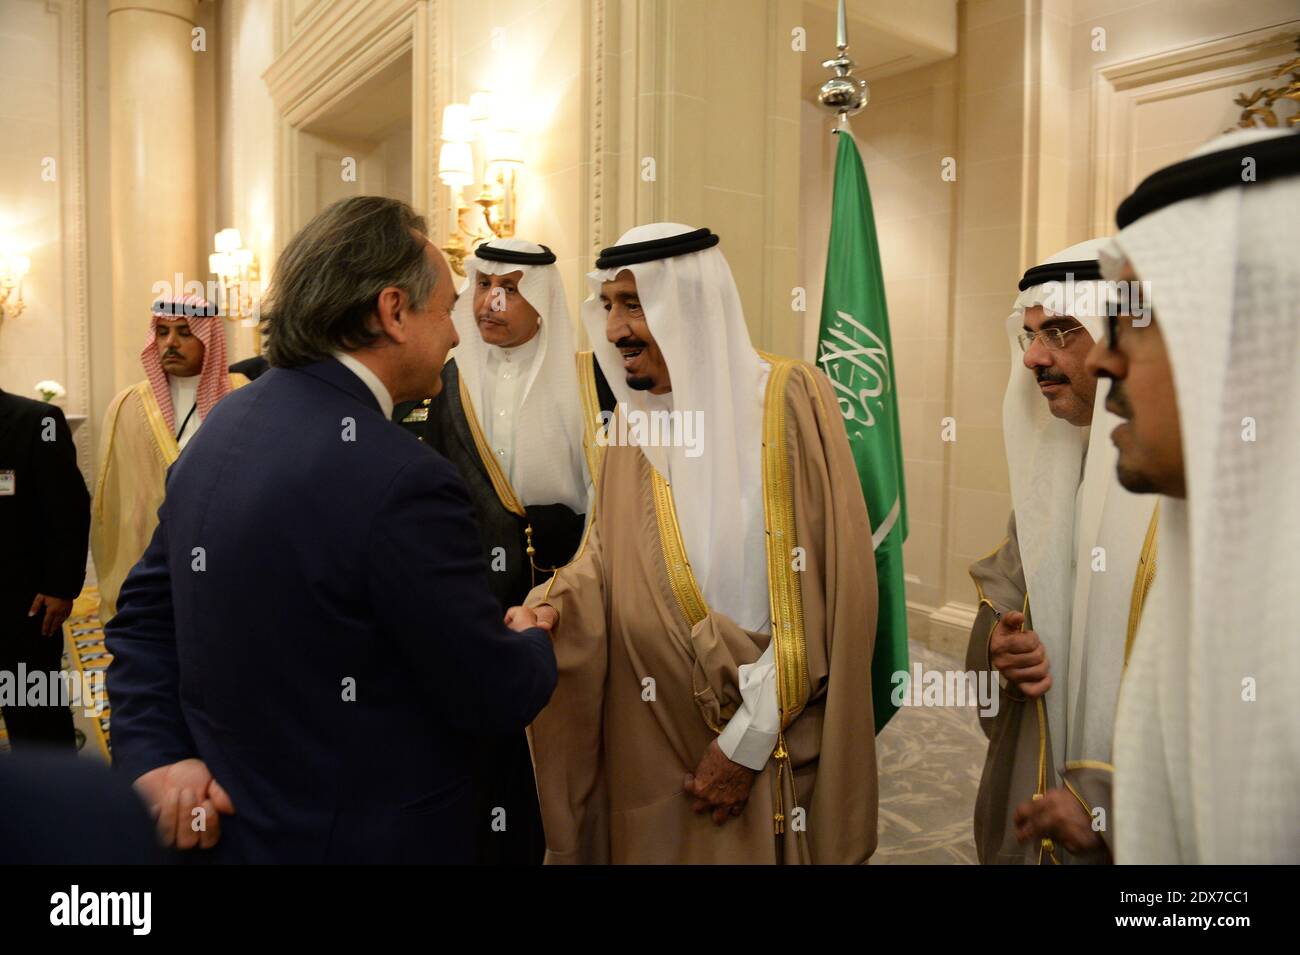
[136,382,181,468]
[458,371,526,518]
[974,535,1012,566]
[1019,592,1060,865]
[576,351,607,488]
[91,390,130,522]
[1064,759,1115,774]
[650,470,708,628]
[759,350,828,421]
[1124,502,1160,667]
[647,351,812,729]
[458,371,562,586]
[758,353,814,839]
[969,536,1014,609]
[978,599,1001,676]
[1060,775,1094,817]
[761,356,810,729]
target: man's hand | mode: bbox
[1013,787,1104,855]
[28,594,73,637]
[989,610,1052,698]
[684,740,756,825]
[504,604,557,634]
[133,758,236,850]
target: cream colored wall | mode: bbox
[935,0,1026,646]
[1064,0,1300,241]
[608,0,803,355]
[216,0,278,361]
[434,0,802,351]
[0,1,67,401]
[0,0,95,474]
[445,0,589,318]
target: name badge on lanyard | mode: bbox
[0,470,15,496]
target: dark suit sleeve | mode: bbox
[368,453,557,734]
[104,495,198,781]
[30,405,90,599]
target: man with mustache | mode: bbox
[965,240,1157,864]
[1085,127,1299,862]
[516,223,880,863]
[392,238,611,864]
[91,296,247,622]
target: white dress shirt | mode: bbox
[334,351,394,419]
[479,332,541,486]
[169,374,201,450]
[717,641,781,769]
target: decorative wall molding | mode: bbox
[291,0,329,37]
[1088,21,1300,236]
[412,0,447,237]
[263,0,416,130]
[583,0,608,263]
[916,600,978,660]
[46,0,92,475]
[265,0,441,249]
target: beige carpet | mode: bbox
[873,639,987,864]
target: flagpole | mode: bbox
[817,0,869,135]
[814,0,909,732]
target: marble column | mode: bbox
[107,0,200,393]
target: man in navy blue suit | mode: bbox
[105,196,558,863]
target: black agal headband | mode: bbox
[474,242,556,265]
[1116,130,1300,229]
[595,228,720,270]
[151,298,219,318]
[1018,259,1102,292]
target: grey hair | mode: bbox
[261,196,437,368]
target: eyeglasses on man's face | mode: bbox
[1016,324,1086,352]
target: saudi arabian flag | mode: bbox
[816,130,909,733]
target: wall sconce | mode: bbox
[209,228,262,351]
[0,247,31,319]
[438,94,525,276]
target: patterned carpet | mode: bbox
[873,640,987,864]
[0,589,111,760]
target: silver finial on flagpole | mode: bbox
[817,0,869,134]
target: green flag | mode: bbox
[815,131,909,733]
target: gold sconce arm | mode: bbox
[0,252,31,319]
[210,229,263,353]
[437,96,524,276]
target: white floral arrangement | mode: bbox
[36,379,66,403]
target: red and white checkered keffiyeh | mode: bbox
[140,293,231,432]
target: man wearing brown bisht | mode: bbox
[514,223,879,864]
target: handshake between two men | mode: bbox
[504,602,759,828]
[133,597,754,853]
